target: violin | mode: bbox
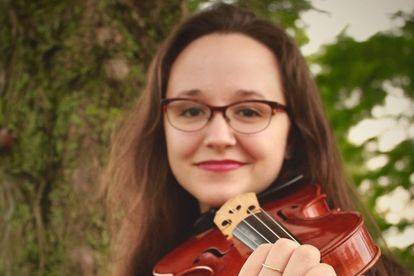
[153,177,381,275]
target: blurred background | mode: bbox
[0,0,413,275]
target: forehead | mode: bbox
[166,33,285,103]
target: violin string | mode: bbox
[260,207,299,243]
[233,226,260,249]
[225,175,304,245]
[230,206,272,244]
[230,197,298,246]
[245,207,281,240]
[233,198,282,242]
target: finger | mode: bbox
[304,263,336,276]
[282,244,321,276]
[239,244,272,276]
[258,238,299,276]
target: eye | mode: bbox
[180,107,205,117]
[235,108,262,117]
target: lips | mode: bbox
[195,160,246,172]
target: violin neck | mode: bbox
[233,210,299,250]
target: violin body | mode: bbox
[153,183,380,276]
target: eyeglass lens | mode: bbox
[165,100,273,133]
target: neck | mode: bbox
[199,202,210,213]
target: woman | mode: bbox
[103,3,408,275]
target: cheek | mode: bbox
[241,130,288,163]
[243,126,289,191]
[164,125,200,162]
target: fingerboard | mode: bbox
[233,211,299,250]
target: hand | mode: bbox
[238,238,336,276]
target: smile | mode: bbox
[195,160,246,172]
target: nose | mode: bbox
[203,112,236,151]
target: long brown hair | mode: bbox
[102,3,408,275]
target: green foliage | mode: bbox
[1,0,412,274]
[315,10,414,271]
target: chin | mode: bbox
[197,186,248,209]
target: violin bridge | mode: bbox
[213,193,261,239]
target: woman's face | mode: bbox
[164,33,290,211]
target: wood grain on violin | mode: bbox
[153,183,380,276]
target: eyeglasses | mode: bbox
[161,98,289,134]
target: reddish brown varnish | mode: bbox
[153,184,381,275]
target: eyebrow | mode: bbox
[175,89,266,99]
